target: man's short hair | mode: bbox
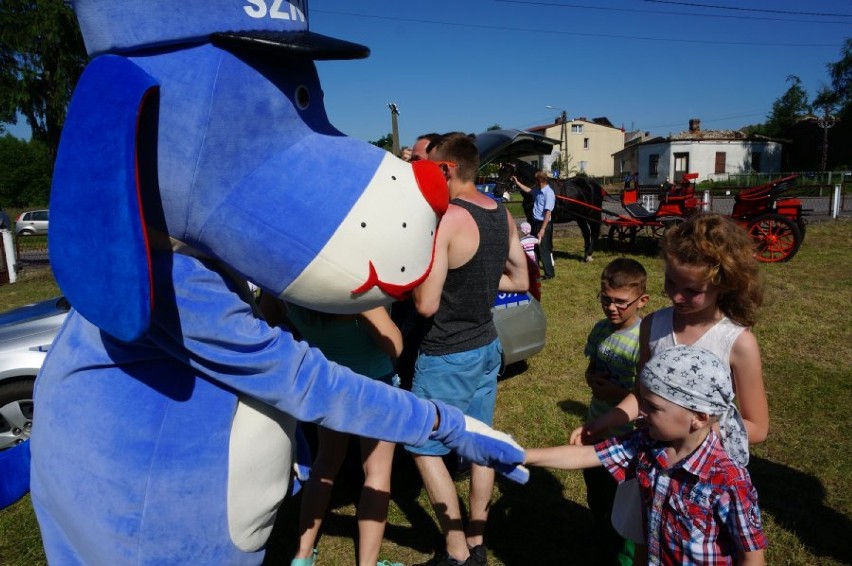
[428,132,479,182]
[601,258,647,293]
[534,170,549,184]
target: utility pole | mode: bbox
[817,106,837,172]
[388,103,400,156]
[560,110,567,178]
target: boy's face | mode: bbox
[598,282,648,329]
[637,384,697,442]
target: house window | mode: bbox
[674,152,689,181]
[649,154,659,176]
[715,152,726,174]
[571,124,584,134]
[583,138,590,150]
[751,152,762,172]
[578,160,587,173]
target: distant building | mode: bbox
[629,119,782,186]
[528,116,625,177]
[612,129,654,180]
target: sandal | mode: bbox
[290,548,318,566]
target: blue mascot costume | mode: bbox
[28,1,528,563]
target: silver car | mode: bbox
[15,209,50,236]
[0,296,69,450]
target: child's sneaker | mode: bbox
[378,561,404,566]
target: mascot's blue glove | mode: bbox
[429,400,528,484]
[289,423,312,496]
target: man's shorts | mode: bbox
[406,339,502,456]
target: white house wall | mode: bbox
[637,140,782,184]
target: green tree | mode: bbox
[763,75,811,137]
[486,124,502,131]
[370,133,394,152]
[0,0,87,161]
[826,37,852,110]
[0,134,52,207]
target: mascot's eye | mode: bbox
[295,85,310,110]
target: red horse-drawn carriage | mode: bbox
[560,173,806,262]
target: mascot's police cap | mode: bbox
[73,0,369,60]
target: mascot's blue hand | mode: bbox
[429,400,528,484]
[289,423,312,496]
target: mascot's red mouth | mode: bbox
[351,260,431,301]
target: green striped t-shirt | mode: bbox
[584,317,641,436]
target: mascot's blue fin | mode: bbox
[49,56,161,342]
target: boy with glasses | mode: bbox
[581,257,649,565]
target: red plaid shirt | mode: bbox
[596,429,767,565]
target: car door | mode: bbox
[31,210,49,234]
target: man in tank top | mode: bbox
[407,133,529,566]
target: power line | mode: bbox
[497,0,852,24]
[314,9,840,47]
[640,111,767,131]
[643,0,852,18]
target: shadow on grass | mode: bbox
[553,249,588,264]
[749,456,852,564]
[498,360,528,382]
[488,467,600,564]
[557,399,590,421]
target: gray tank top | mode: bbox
[420,198,508,355]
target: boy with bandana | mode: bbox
[525,346,767,565]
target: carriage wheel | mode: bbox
[747,214,802,263]
[608,225,638,252]
[649,217,684,240]
[796,217,807,241]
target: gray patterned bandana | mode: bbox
[639,345,750,466]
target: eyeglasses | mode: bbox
[597,292,643,310]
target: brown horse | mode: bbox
[496,160,603,261]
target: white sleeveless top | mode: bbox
[647,306,745,368]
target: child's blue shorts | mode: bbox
[406,339,502,456]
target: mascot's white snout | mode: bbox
[284,155,448,311]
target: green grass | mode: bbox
[1,221,850,565]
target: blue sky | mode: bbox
[7,0,851,146]
[309,0,850,145]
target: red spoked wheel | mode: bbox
[747,213,802,263]
[608,224,638,252]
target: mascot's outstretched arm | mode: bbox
[25,2,527,564]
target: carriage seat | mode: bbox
[623,202,656,219]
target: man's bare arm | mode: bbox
[413,210,456,317]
